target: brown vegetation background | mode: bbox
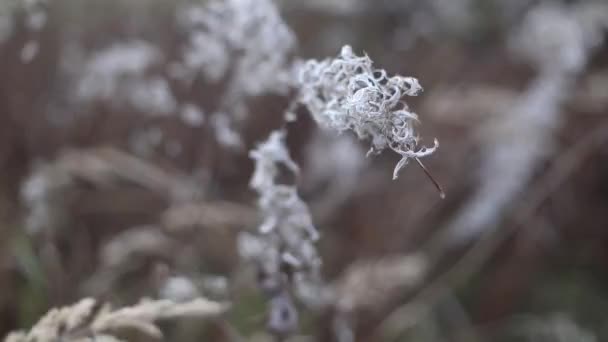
[1,0,608,341]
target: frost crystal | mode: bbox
[297,45,438,179]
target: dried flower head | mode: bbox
[296,45,438,179]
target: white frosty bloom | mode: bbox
[510,3,590,72]
[211,114,244,149]
[176,0,295,95]
[76,41,177,116]
[180,103,205,127]
[175,0,296,154]
[129,77,177,116]
[443,2,607,245]
[249,130,299,192]
[240,130,322,308]
[76,41,160,100]
[248,132,320,269]
[20,40,39,63]
[296,45,437,179]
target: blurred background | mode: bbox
[1,0,608,341]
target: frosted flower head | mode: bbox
[297,45,438,179]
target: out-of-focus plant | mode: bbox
[5,297,227,342]
[441,1,608,246]
[239,130,325,336]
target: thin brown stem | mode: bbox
[415,157,446,199]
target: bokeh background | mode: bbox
[1,0,608,341]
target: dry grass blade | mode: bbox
[4,297,229,342]
[162,201,257,233]
[333,255,427,313]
